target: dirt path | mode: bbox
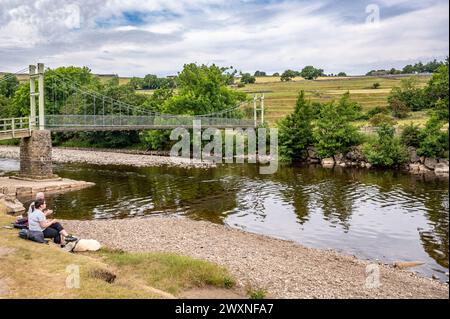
[63,217,449,299]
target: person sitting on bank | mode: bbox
[28,198,76,245]
[28,192,53,217]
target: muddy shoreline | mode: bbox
[63,216,448,299]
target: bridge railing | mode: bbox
[0,117,35,136]
[45,115,254,129]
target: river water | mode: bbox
[1,157,448,281]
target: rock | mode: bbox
[424,158,438,170]
[345,146,365,162]
[407,147,420,163]
[434,163,449,175]
[339,162,346,167]
[321,158,335,168]
[438,158,449,166]
[365,163,372,169]
[432,274,439,280]
[0,196,25,214]
[308,158,320,164]
[393,261,425,269]
[307,147,318,160]
[334,153,344,163]
[419,164,432,173]
[409,163,421,173]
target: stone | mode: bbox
[365,163,372,169]
[15,187,32,197]
[434,163,449,175]
[19,130,57,179]
[307,147,318,160]
[339,162,346,167]
[345,145,365,162]
[321,158,335,168]
[419,164,431,173]
[407,147,420,163]
[0,196,25,214]
[409,163,421,173]
[423,158,438,170]
[393,261,425,269]
[334,153,344,163]
[438,158,449,166]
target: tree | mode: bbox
[240,73,256,84]
[0,73,19,98]
[400,124,421,148]
[280,70,297,82]
[313,95,361,158]
[337,72,347,77]
[278,91,314,162]
[300,66,324,80]
[363,123,407,167]
[417,116,449,158]
[272,72,280,77]
[254,71,266,77]
[129,77,144,89]
[369,113,397,127]
[424,62,449,121]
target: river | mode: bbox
[1,157,448,282]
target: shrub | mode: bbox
[400,124,421,148]
[372,82,381,89]
[388,77,426,112]
[367,106,389,118]
[278,91,314,162]
[363,123,408,167]
[240,73,256,84]
[388,97,410,118]
[313,95,362,158]
[369,113,397,127]
[280,70,298,82]
[417,116,449,158]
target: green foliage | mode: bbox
[424,62,449,121]
[300,66,324,80]
[143,130,172,151]
[280,70,298,82]
[240,73,256,84]
[367,106,389,118]
[372,82,381,89]
[248,288,267,299]
[278,91,314,162]
[0,74,19,98]
[417,116,449,158]
[400,124,421,148]
[388,77,426,112]
[272,72,280,77]
[254,71,266,77]
[141,74,176,90]
[369,113,397,127]
[363,123,407,167]
[313,95,362,158]
[337,72,347,77]
[388,97,410,118]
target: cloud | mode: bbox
[0,0,448,76]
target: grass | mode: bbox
[0,214,235,298]
[236,75,431,125]
[247,287,267,299]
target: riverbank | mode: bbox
[63,216,448,299]
[0,146,214,169]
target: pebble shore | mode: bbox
[0,146,214,169]
[63,216,449,299]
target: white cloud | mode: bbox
[0,0,448,76]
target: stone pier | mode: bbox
[19,130,56,180]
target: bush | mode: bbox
[313,95,362,158]
[280,70,298,82]
[388,77,426,112]
[369,113,397,127]
[400,124,421,148]
[278,91,314,162]
[388,97,410,118]
[300,66,324,80]
[367,106,389,118]
[372,82,381,89]
[240,73,256,84]
[363,123,408,167]
[417,116,449,158]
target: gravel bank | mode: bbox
[63,216,449,299]
[0,146,213,169]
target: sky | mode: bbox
[0,0,448,76]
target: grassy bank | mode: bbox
[0,214,236,298]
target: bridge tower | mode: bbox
[18,63,56,180]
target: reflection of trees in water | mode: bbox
[420,191,449,268]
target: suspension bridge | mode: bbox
[0,63,265,179]
[1,63,263,141]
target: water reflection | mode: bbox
[0,158,448,281]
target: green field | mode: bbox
[236,75,431,125]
